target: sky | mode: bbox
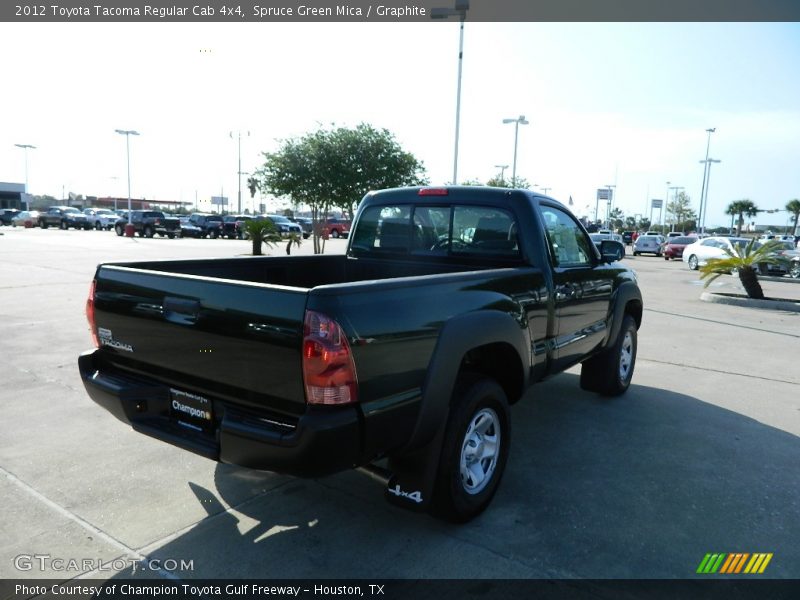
[1,21,799,229]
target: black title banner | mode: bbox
[4,0,800,22]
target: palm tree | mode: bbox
[786,198,800,236]
[699,239,788,299]
[725,199,759,237]
[243,219,280,256]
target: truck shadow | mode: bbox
[110,374,800,579]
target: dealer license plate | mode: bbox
[169,388,214,432]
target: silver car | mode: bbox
[633,235,664,257]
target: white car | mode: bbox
[633,235,664,256]
[83,208,118,230]
[682,236,754,270]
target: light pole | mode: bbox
[699,158,721,233]
[697,128,716,234]
[230,131,250,214]
[14,143,36,211]
[115,129,139,230]
[494,164,508,186]
[502,115,529,187]
[431,0,469,185]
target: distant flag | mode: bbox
[569,196,574,206]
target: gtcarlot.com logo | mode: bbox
[696,553,773,574]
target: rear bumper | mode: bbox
[78,349,361,477]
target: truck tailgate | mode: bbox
[92,265,309,417]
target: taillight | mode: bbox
[418,188,448,196]
[302,310,358,405]
[86,280,99,348]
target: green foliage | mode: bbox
[254,123,427,254]
[725,199,759,237]
[243,218,281,256]
[247,177,259,199]
[608,207,625,231]
[667,191,697,232]
[699,238,788,299]
[786,198,800,235]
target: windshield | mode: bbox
[269,215,291,223]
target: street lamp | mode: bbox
[668,185,684,231]
[14,143,36,211]
[494,164,508,185]
[115,129,139,231]
[230,131,250,214]
[502,115,529,187]
[431,0,469,185]
[697,128,716,234]
[699,158,721,233]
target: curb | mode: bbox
[700,292,800,312]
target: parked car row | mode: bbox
[6,206,350,242]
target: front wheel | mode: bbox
[60,220,68,230]
[115,224,124,236]
[687,255,699,270]
[432,374,510,523]
[144,226,154,238]
[331,229,340,239]
[580,314,638,396]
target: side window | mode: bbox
[540,206,593,267]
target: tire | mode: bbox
[115,224,124,236]
[664,256,669,261]
[790,262,800,279]
[432,374,511,523]
[580,314,638,396]
[95,221,102,230]
[39,220,46,229]
[144,226,154,238]
[331,229,340,239]
[633,251,639,256]
[687,255,699,270]
[60,220,67,230]
[209,229,218,239]
[167,233,175,239]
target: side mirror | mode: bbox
[600,240,625,263]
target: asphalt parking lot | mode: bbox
[1,226,798,582]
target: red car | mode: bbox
[319,217,351,239]
[663,236,697,260]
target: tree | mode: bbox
[667,192,697,232]
[700,239,788,299]
[786,198,800,236]
[608,207,625,231]
[254,123,427,254]
[247,177,259,199]
[485,176,530,189]
[243,219,280,256]
[726,199,759,237]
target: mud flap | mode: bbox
[384,420,447,513]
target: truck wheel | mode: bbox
[95,221,102,230]
[167,233,175,239]
[580,314,637,396]
[144,226,155,238]
[115,224,124,236]
[209,229,218,239]
[331,229,340,239]
[40,220,47,229]
[60,220,68,230]
[432,374,510,523]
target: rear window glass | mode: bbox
[669,237,696,244]
[350,204,520,259]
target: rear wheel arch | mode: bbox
[403,311,529,455]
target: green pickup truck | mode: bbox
[79,186,641,522]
